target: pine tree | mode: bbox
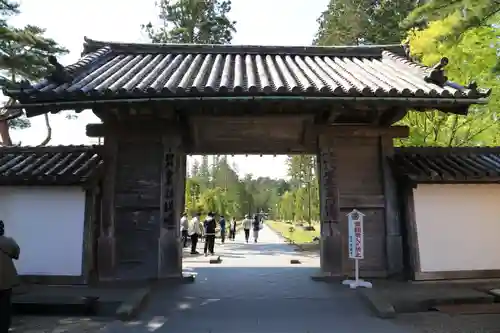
[142,0,236,44]
[198,155,211,190]
[0,0,68,146]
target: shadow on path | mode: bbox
[101,225,419,333]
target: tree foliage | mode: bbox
[142,0,236,44]
[314,0,416,45]
[398,13,499,146]
[315,0,499,147]
[0,0,68,145]
[276,156,319,224]
[402,0,500,73]
[185,156,297,219]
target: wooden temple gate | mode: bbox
[5,38,488,282]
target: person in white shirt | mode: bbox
[180,213,189,248]
[242,214,253,243]
[188,213,203,254]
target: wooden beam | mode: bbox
[86,120,180,138]
[189,140,316,155]
[317,125,409,138]
[177,113,193,150]
[327,111,342,123]
[378,108,408,126]
[339,195,385,208]
[86,123,105,137]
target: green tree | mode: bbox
[285,155,319,224]
[184,153,315,221]
[143,0,236,192]
[185,178,202,215]
[403,0,499,38]
[278,191,295,222]
[402,0,500,73]
[0,0,68,146]
[198,155,211,190]
[190,159,201,177]
[142,0,236,44]
[314,0,416,45]
[199,187,232,217]
[398,13,499,146]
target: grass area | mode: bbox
[265,220,320,251]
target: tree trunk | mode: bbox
[37,113,52,146]
[0,98,15,146]
[0,120,12,146]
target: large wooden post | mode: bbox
[97,132,117,280]
[97,121,185,281]
[380,135,404,276]
[317,138,343,276]
[158,135,185,278]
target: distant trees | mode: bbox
[276,156,319,225]
[186,156,290,219]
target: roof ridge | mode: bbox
[82,37,407,58]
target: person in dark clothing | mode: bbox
[229,217,237,241]
[252,214,261,243]
[204,212,217,256]
[0,220,20,333]
[219,215,226,244]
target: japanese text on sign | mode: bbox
[347,209,365,259]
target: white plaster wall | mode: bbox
[413,184,500,272]
[0,187,85,276]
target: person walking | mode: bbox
[204,212,217,256]
[242,214,253,243]
[188,213,202,254]
[229,217,237,241]
[219,215,227,244]
[180,213,189,248]
[252,214,261,243]
[0,220,20,333]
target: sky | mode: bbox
[7,0,329,179]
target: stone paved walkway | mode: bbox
[102,225,419,333]
[13,225,500,332]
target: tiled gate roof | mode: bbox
[0,145,103,185]
[4,38,489,112]
[392,147,500,182]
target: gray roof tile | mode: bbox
[392,147,500,182]
[5,38,490,103]
[0,145,103,185]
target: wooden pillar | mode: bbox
[380,136,404,276]
[97,132,117,280]
[158,137,185,278]
[97,121,185,281]
[317,138,344,276]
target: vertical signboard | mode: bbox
[343,209,372,289]
[347,209,364,259]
